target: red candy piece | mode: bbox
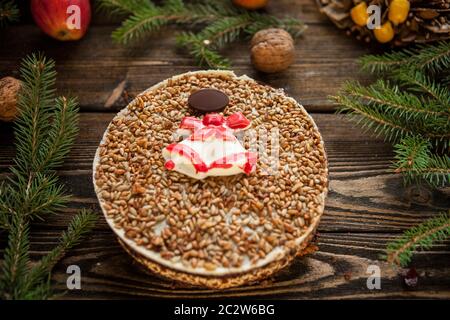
[202,113,225,126]
[165,160,175,170]
[226,112,250,129]
[243,162,254,175]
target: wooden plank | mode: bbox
[1,113,448,234]
[12,0,331,26]
[1,230,449,299]
[0,24,373,112]
[92,0,331,25]
[0,114,449,298]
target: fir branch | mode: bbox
[415,41,450,73]
[0,182,15,230]
[394,69,450,109]
[100,0,305,68]
[360,42,450,74]
[10,171,69,220]
[0,0,19,28]
[359,49,413,74]
[342,80,448,120]
[333,93,418,142]
[97,0,155,16]
[386,212,450,267]
[335,42,450,187]
[199,16,250,49]
[21,278,52,300]
[176,13,305,69]
[35,96,80,173]
[393,136,450,187]
[0,53,96,300]
[177,32,231,69]
[111,0,216,45]
[176,15,251,68]
[23,210,97,299]
[245,15,306,38]
[0,213,30,300]
[14,53,56,175]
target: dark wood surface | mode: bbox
[0,0,449,299]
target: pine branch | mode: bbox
[0,182,15,230]
[386,212,450,267]
[14,53,56,176]
[10,171,70,220]
[100,0,305,68]
[97,0,155,16]
[111,0,214,45]
[342,80,448,120]
[360,41,450,74]
[245,14,306,38]
[359,49,413,74]
[394,69,450,109]
[335,42,450,187]
[0,213,30,300]
[23,210,97,299]
[415,41,450,73]
[0,0,19,28]
[177,32,231,69]
[35,96,80,173]
[0,53,96,300]
[21,278,52,300]
[393,136,450,187]
[334,91,449,149]
[176,15,251,69]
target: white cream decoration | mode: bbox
[162,112,257,180]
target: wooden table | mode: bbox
[0,1,449,299]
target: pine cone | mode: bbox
[316,0,450,46]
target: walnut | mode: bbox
[0,77,21,122]
[250,28,295,73]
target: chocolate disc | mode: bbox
[188,89,229,112]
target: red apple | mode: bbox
[31,0,91,41]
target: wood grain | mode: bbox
[0,0,448,300]
[0,6,375,112]
[1,230,449,299]
[1,113,449,299]
[1,113,448,235]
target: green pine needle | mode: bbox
[112,5,183,45]
[23,210,97,299]
[100,0,306,68]
[0,53,96,300]
[341,80,447,121]
[0,214,30,300]
[35,96,80,173]
[8,171,70,221]
[394,69,450,109]
[177,32,232,69]
[0,0,19,28]
[337,43,450,267]
[334,42,450,187]
[14,53,56,175]
[386,212,450,267]
[393,136,450,187]
[97,0,155,16]
[360,41,450,74]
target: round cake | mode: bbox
[93,70,328,288]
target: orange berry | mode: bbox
[232,0,269,10]
[350,2,369,27]
[389,0,410,25]
[374,21,395,43]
